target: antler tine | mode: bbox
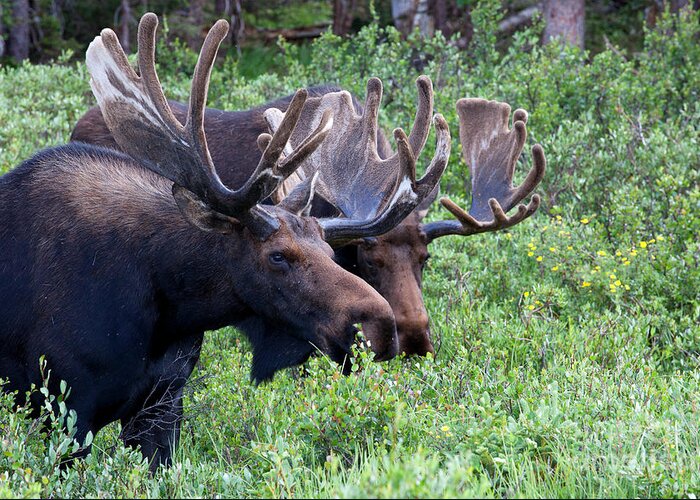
[509,143,546,209]
[362,78,383,152]
[513,108,528,125]
[135,13,180,132]
[319,113,450,245]
[415,113,450,198]
[407,75,434,155]
[187,19,229,160]
[422,99,545,243]
[257,89,308,174]
[429,194,540,239]
[278,109,334,177]
[231,91,335,213]
[394,128,417,188]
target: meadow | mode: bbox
[0,3,698,497]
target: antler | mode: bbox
[262,76,450,244]
[86,13,332,237]
[423,98,545,242]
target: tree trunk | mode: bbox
[0,2,5,59]
[432,0,472,48]
[333,0,357,36]
[215,0,228,15]
[542,0,585,49]
[119,0,132,54]
[231,0,244,55]
[412,0,434,37]
[9,0,30,62]
[188,0,205,49]
[392,0,417,36]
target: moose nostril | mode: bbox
[396,315,433,357]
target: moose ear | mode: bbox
[277,172,319,216]
[172,184,240,234]
[415,183,440,220]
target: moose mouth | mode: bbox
[324,321,398,372]
[245,316,396,383]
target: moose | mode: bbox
[73,71,546,357]
[0,14,449,471]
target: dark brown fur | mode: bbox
[71,92,437,356]
[0,143,397,471]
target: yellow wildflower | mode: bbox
[524,291,530,297]
[609,274,616,280]
[549,247,556,252]
[536,256,543,262]
[639,241,647,248]
[580,218,589,224]
[528,251,534,257]
[551,266,559,271]
[582,281,591,287]
[597,250,606,256]
[528,305,535,310]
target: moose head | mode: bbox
[264,85,546,356]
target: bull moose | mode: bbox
[73,72,546,357]
[0,14,449,471]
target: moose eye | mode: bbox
[268,252,288,266]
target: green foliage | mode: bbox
[1,3,699,498]
[0,358,94,498]
[246,1,332,30]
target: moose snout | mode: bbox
[396,311,434,357]
[348,295,399,362]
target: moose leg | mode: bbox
[120,382,185,473]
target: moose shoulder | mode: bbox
[0,13,450,472]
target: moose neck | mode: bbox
[148,226,250,337]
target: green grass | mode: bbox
[1,5,699,498]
